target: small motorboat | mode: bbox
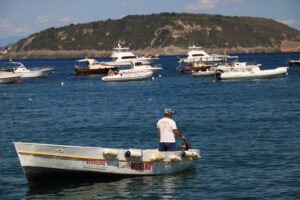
[13,142,200,184]
[102,70,153,82]
[0,73,21,84]
[2,62,53,78]
[289,59,300,66]
[178,61,212,74]
[216,65,288,80]
[74,58,118,75]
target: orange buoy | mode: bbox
[213,80,216,83]
[4,92,7,96]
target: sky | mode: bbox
[0,0,299,46]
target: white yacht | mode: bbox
[104,43,158,66]
[2,62,53,78]
[179,45,237,63]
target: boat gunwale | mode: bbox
[17,151,198,163]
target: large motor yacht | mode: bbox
[179,45,237,63]
[104,43,157,66]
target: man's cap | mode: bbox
[164,108,175,115]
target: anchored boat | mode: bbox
[216,65,288,80]
[74,58,118,75]
[1,62,53,78]
[102,61,157,82]
[179,45,236,63]
[178,61,212,74]
[13,142,200,184]
[104,43,158,66]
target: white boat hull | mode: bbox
[0,74,20,84]
[15,68,53,78]
[102,70,153,82]
[217,67,288,80]
[192,70,215,76]
[13,142,200,184]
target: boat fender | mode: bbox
[125,149,143,158]
[182,151,201,159]
[150,153,165,161]
[169,155,182,162]
[103,148,119,157]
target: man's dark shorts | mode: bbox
[159,142,176,151]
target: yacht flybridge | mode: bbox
[104,43,158,66]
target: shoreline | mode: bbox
[0,46,299,60]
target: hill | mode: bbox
[3,13,300,59]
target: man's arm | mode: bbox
[173,129,186,140]
[157,128,161,139]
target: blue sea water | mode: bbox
[0,53,299,199]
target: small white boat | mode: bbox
[0,73,20,84]
[102,70,153,82]
[13,142,200,184]
[3,62,53,78]
[216,65,288,80]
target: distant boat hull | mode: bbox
[192,69,215,76]
[13,142,200,184]
[75,66,118,75]
[289,60,300,66]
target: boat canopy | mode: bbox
[3,61,25,68]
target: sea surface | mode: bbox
[0,53,299,199]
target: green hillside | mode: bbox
[10,12,300,52]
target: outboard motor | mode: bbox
[177,139,191,151]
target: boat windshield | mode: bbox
[113,48,130,53]
[188,47,202,51]
[121,56,137,59]
[4,62,23,68]
[192,54,205,57]
[134,62,143,66]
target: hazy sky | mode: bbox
[0,0,299,42]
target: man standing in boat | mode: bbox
[157,108,186,151]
